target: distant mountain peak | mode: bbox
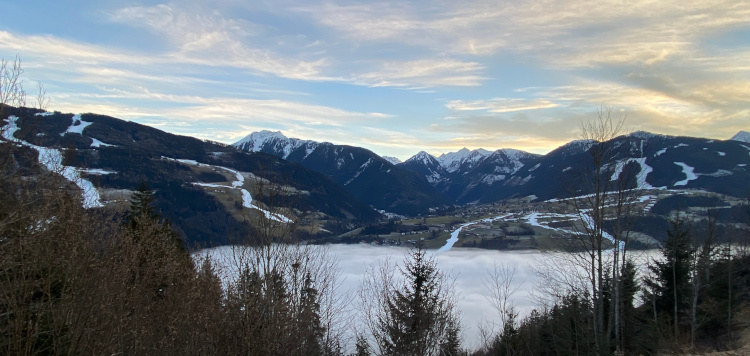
[437,147,492,173]
[405,151,439,166]
[628,130,662,139]
[232,130,313,159]
[560,139,595,151]
[731,130,750,143]
[234,130,288,145]
[410,151,436,160]
[494,148,538,161]
[382,156,402,165]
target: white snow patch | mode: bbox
[717,151,726,156]
[654,148,667,157]
[177,158,199,166]
[702,169,732,177]
[194,183,228,189]
[673,162,698,186]
[437,214,512,252]
[674,143,689,148]
[90,138,117,147]
[34,112,54,117]
[2,116,103,208]
[345,158,373,185]
[481,174,506,185]
[610,158,654,189]
[167,157,293,224]
[240,188,292,223]
[60,114,92,136]
[79,168,116,175]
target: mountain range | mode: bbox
[234,131,448,215]
[0,106,381,247]
[2,105,749,247]
[235,130,750,206]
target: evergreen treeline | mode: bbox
[0,141,338,355]
[473,218,750,356]
[0,140,466,355]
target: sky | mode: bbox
[1,0,748,160]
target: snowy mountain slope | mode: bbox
[436,148,491,173]
[233,131,448,215]
[400,132,749,204]
[400,147,541,203]
[731,130,750,143]
[235,130,318,159]
[499,132,750,202]
[1,106,380,246]
[401,151,448,184]
[382,156,402,165]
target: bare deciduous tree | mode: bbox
[549,106,639,354]
[0,54,26,110]
[35,81,50,111]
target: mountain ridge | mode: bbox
[233,131,448,215]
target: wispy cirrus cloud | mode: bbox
[446,97,558,113]
[109,4,334,81]
[2,0,749,159]
[355,59,485,87]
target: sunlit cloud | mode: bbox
[1,0,748,159]
[447,98,558,113]
[355,59,486,87]
[110,4,334,81]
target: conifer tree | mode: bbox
[125,181,185,253]
[129,181,157,221]
[645,219,693,338]
[298,272,325,356]
[367,243,461,356]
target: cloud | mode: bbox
[200,244,545,350]
[292,2,424,42]
[354,59,485,87]
[110,4,333,80]
[0,31,147,66]
[200,243,664,351]
[447,97,558,113]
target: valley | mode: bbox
[2,107,748,251]
[329,187,748,252]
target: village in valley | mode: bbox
[331,188,748,251]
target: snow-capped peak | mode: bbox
[232,130,316,159]
[731,130,750,143]
[406,151,438,166]
[627,130,662,139]
[382,156,402,165]
[436,148,491,173]
[494,148,535,161]
[233,130,288,147]
[560,139,595,152]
